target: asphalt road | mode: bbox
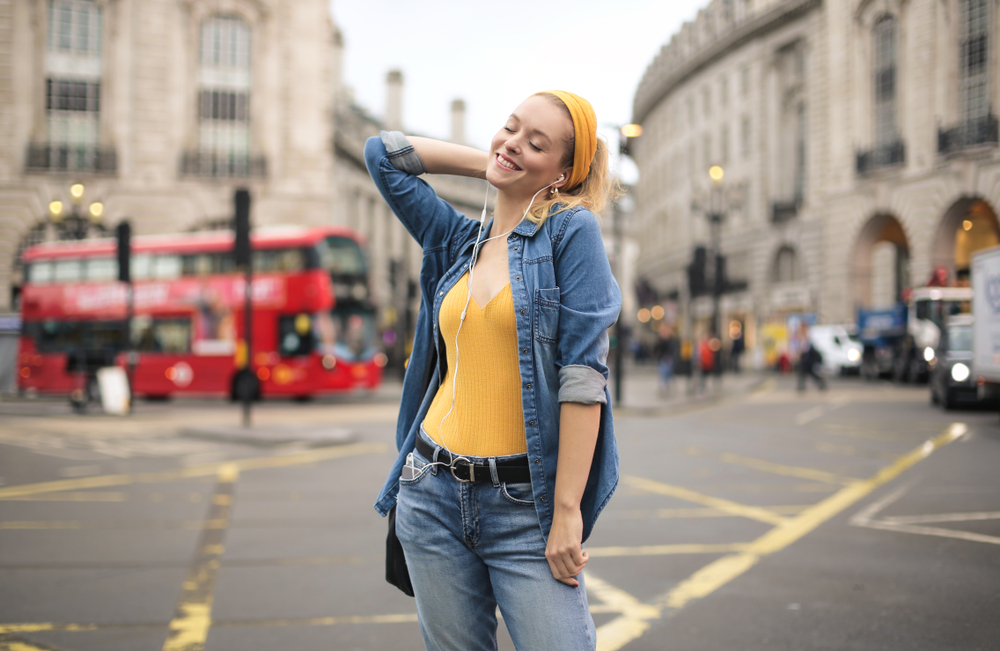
[0,375,998,651]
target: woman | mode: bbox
[366,90,622,651]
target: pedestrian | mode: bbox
[654,322,676,396]
[366,90,622,651]
[798,331,827,391]
[699,331,716,391]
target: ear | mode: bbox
[554,168,572,189]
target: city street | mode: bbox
[0,373,998,651]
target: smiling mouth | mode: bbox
[496,153,521,171]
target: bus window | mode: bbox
[278,313,316,357]
[132,254,152,280]
[86,258,118,281]
[152,255,182,279]
[316,236,367,276]
[53,259,84,282]
[132,316,191,353]
[255,248,305,273]
[182,252,234,276]
[27,262,54,284]
[332,309,376,361]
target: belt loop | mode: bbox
[488,458,500,487]
[431,443,443,476]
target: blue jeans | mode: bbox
[395,430,596,651]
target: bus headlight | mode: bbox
[923,347,935,362]
[847,349,861,363]
[321,354,337,370]
[374,352,388,368]
[951,363,970,382]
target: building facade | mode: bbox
[1,0,338,310]
[631,0,1000,362]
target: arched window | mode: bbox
[44,0,103,171]
[772,246,799,284]
[195,16,253,176]
[873,15,898,147]
[959,0,990,124]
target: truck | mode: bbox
[971,245,1000,417]
[856,286,973,382]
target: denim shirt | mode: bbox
[366,133,621,542]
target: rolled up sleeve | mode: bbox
[552,209,622,404]
[380,131,426,176]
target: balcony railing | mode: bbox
[938,114,999,154]
[856,140,905,174]
[25,143,117,174]
[771,199,801,224]
[180,151,267,179]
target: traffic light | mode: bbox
[234,188,251,266]
[116,220,131,283]
[688,246,707,296]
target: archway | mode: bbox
[931,198,1000,284]
[852,213,910,309]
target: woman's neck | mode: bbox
[490,190,540,237]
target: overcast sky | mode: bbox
[330,0,708,154]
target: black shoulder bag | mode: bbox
[385,504,414,597]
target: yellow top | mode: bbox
[422,272,527,456]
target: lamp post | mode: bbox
[612,123,643,405]
[707,165,725,341]
[48,182,105,241]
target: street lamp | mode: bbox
[612,123,643,405]
[49,182,106,240]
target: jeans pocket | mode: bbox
[399,453,432,486]
[501,481,535,506]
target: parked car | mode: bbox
[809,325,863,375]
[929,315,983,409]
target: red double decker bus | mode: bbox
[17,226,385,400]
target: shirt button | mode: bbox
[539,496,546,503]
[520,309,527,315]
[439,291,444,296]
[514,247,519,251]
[526,383,532,389]
[515,276,521,281]
[529,420,535,426]
[534,458,541,464]
[522,348,529,354]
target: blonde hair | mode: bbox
[525,94,624,224]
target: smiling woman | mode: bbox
[365,91,622,651]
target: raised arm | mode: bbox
[408,136,489,179]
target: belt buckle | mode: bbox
[449,456,475,483]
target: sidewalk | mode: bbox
[615,363,768,414]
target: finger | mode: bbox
[556,575,580,587]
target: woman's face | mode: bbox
[487,95,573,199]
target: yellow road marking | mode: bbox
[623,475,787,525]
[586,574,659,651]
[593,423,966,651]
[587,543,749,558]
[0,519,229,530]
[661,423,966,610]
[0,624,100,634]
[161,464,238,651]
[0,443,386,499]
[686,446,857,485]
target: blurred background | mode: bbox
[1,2,1000,650]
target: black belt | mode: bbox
[415,436,532,484]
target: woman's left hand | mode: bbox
[545,505,588,587]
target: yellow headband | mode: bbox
[540,90,597,192]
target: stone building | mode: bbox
[630,0,1000,361]
[1,0,338,310]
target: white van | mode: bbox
[809,325,863,375]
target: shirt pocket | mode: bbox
[533,287,561,345]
